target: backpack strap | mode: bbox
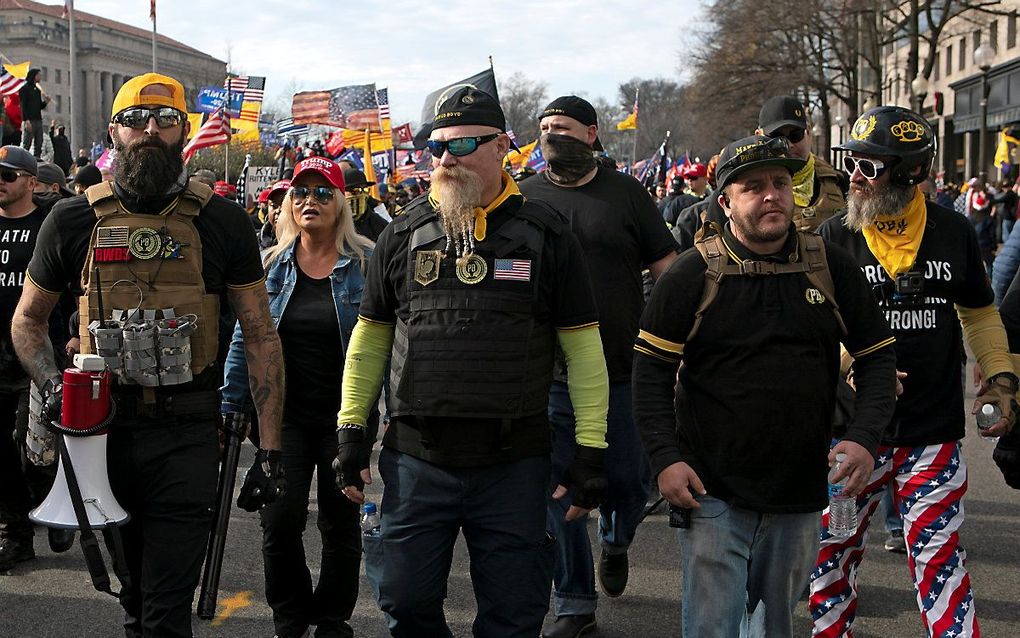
[798,232,848,336]
[84,181,119,219]
[688,234,728,343]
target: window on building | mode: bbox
[1009,12,1017,49]
[55,95,62,114]
[894,73,901,99]
[946,44,953,76]
[934,52,941,81]
[960,36,967,71]
[991,20,999,49]
[55,69,61,84]
[974,29,982,52]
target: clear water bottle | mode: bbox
[827,453,857,538]
[976,404,1001,444]
[361,501,381,537]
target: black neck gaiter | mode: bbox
[540,133,597,185]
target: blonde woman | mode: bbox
[222,157,373,638]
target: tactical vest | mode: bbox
[794,155,845,232]
[688,231,847,342]
[387,199,562,420]
[77,179,219,386]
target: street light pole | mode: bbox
[911,74,929,115]
[975,44,995,185]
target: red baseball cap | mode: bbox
[683,163,707,179]
[257,188,272,204]
[293,157,345,191]
[258,179,291,203]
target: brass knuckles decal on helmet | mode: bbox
[890,120,926,143]
[851,115,877,141]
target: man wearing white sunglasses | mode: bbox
[811,105,1018,638]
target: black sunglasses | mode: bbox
[113,107,185,129]
[768,127,806,143]
[291,186,335,203]
[0,169,31,183]
[426,133,500,158]
[841,156,888,180]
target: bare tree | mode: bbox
[497,72,549,144]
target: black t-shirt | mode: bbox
[519,168,678,382]
[0,209,46,383]
[278,265,342,429]
[634,225,894,512]
[362,193,600,465]
[27,190,266,391]
[819,201,992,445]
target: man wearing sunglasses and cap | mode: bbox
[809,105,1018,638]
[341,166,390,242]
[517,95,678,638]
[335,87,609,637]
[12,73,286,638]
[755,96,845,232]
[633,134,896,637]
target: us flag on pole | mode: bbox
[493,259,531,282]
[225,75,265,103]
[0,67,25,97]
[182,109,231,163]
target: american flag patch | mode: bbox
[96,226,129,248]
[494,259,531,281]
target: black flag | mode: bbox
[413,68,499,149]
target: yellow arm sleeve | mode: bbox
[337,318,395,427]
[956,304,1015,379]
[557,325,609,449]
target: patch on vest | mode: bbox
[128,228,162,260]
[805,288,825,304]
[493,258,531,282]
[95,226,132,262]
[414,250,443,286]
[456,253,487,285]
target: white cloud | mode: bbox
[73,0,703,124]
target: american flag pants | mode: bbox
[809,442,978,637]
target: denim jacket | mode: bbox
[220,240,369,414]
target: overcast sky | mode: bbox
[72,0,705,124]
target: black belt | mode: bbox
[112,390,219,419]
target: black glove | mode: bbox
[978,372,1020,433]
[237,448,286,512]
[994,426,1020,490]
[563,445,608,510]
[333,424,369,491]
[39,374,64,428]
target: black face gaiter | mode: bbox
[540,133,597,184]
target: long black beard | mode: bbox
[113,135,185,199]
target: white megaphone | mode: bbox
[30,354,129,529]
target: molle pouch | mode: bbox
[88,318,125,374]
[121,312,160,386]
[26,381,56,466]
[156,311,197,385]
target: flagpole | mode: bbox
[224,57,231,181]
[68,1,78,155]
[630,88,639,171]
[151,2,158,72]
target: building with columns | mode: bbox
[0,0,224,153]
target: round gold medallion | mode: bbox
[128,228,162,260]
[456,254,487,284]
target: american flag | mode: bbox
[0,66,25,97]
[494,259,532,282]
[183,109,231,163]
[376,87,390,122]
[292,84,382,131]
[224,75,265,103]
[276,117,308,137]
[61,0,72,19]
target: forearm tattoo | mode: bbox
[11,289,60,387]
[230,287,285,437]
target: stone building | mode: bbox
[0,0,224,152]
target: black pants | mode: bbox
[106,414,218,638]
[260,425,361,638]
[0,388,55,537]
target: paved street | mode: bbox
[2,364,1019,637]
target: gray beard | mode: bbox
[844,183,916,232]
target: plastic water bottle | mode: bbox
[361,502,381,538]
[827,453,858,538]
[976,404,1001,444]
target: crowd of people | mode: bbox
[1,69,1019,638]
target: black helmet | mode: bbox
[834,106,935,187]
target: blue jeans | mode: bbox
[546,381,650,616]
[677,495,820,638]
[880,482,902,534]
[364,448,554,638]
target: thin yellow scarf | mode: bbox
[791,153,815,208]
[862,187,927,278]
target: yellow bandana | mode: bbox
[791,153,815,208]
[472,171,521,242]
[862,187,927,278]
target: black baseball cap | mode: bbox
[36,162,73,197]
[433,87,507,133]
[715,135,806,191]
[0,145,38,176]
[72,164,103,189]
[539,96,604,151]
[758,96,808,136]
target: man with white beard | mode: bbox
[333,87,610,637]
[811,105,1018,638]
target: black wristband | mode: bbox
[989,372,1020,394]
